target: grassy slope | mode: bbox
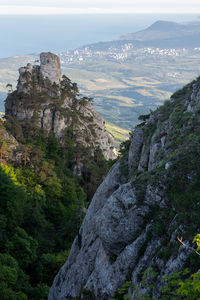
[105,122,130,147]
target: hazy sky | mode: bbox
[0,0,200,14]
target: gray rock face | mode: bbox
[128,126,144,170]
[5,53,116,163]
[16,52,61,92]
[49,162,149,300]
[40,52,61,84]
[49,77,200,299]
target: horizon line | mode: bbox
[0,6,199,15]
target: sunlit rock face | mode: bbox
[40,52,62,84]
[49,77,200,299]
[5,52,116,176]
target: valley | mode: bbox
[1,17,200,300]
[1,20,200,145]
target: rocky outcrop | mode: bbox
[49,76,200,299]
[5,52,116,168]
[40,52,61,84]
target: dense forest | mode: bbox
[0,113,113,299]
[0,52,117,299]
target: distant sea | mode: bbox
[0,14,199,58]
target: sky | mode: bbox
[0,0,200,14]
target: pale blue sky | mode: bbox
[0,0,200,14]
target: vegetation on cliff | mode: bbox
[47,74,200,300]
[108,77,200,299]
[0,56,115,299]
[0,119,113,299]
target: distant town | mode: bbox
[59,44,200,65]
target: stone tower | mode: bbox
[40,52,61,84]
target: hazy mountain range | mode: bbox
[80,20,200,50]
[119,20,200,48]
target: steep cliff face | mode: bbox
[40,52,61,84]
[49,77,200,299]
[5,52,116,171]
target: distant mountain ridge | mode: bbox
[146,20,183,31]
[118,20,200,48]
[82,20,200,50]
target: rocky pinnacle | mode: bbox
[40,52,62,84]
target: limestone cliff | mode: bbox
[5,52,116,175]
[40,52,61,84]
[49,77,200,299]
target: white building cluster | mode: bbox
[59,44,195,65]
